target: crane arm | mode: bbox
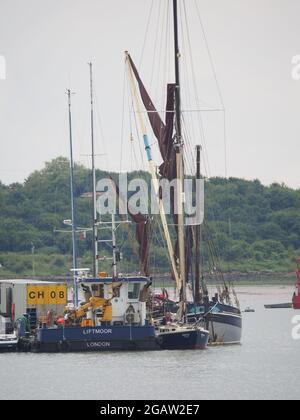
[65,296,112,323]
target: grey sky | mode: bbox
[0,0,299,188]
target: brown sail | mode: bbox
[111,177,151,277]
[126,54,176,181]
[127,53,180,258]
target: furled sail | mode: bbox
[126,54,176,181]
[112,178,151,277]
[127,54,180,261]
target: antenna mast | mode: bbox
[89,62,98,278]
[67,89,78,306]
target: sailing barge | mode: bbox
[124,0,242,344]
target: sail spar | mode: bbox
[126,54,177,182]
[126,54,199,290]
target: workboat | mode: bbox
[29,276,159,353]
[293,258,300,309]
[244,307,255,313]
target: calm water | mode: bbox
[0,285,299,400]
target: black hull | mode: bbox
[30,325,161,353]
[157,329,209,350]
[265,303,292,309]
[0,344,18,353]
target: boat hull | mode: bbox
[157,329,209,350]
[265,303,292,309]
[31,325,160,352]
[0,335,18,352]
[205,313,242,345]
[187,304,242,345]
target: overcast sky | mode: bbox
[0,0,300,188]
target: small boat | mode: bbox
[156,324,209,350]
[0,334,18,352]
[264,303,292,309]
[244,307,255,313]
[292,258,300,309]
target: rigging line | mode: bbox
[163,0,171,101]
[193,0,228,179]
[154,0,168,110]
[139,0,155,69]
[127,69,147,175]
[119,65,127,172]
[194,0,225,111]
[183,0,211,179]
[150,0,162,91]
[152,215,173,276]
[126,69,135,172]
[94,92,108,173]
[178,3,200,179]
[192,2,231,283]
[179,6,197,175]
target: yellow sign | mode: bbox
[27,285,67,306]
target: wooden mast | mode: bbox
[173,0,186,314]
[195,145,202,305]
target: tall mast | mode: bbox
[67,89,78,306]
[126,52,181,290]
[173,0,186,311]
[195,145,202,304]
[89,62,98,278]
[111,214,118,278]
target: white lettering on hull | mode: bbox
[86,342,111,348]
[82,329,112,335]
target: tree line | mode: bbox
[0,157,300,276]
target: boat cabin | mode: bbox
[78,276,151,327]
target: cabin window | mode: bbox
[128,283,140,300]
[91,284,104,298]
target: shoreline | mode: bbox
[0,271,296,287]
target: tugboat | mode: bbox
[31,274,159,352]
[292,258,300,310]
[29,73,159,353]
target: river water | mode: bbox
[0,285,299,400]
